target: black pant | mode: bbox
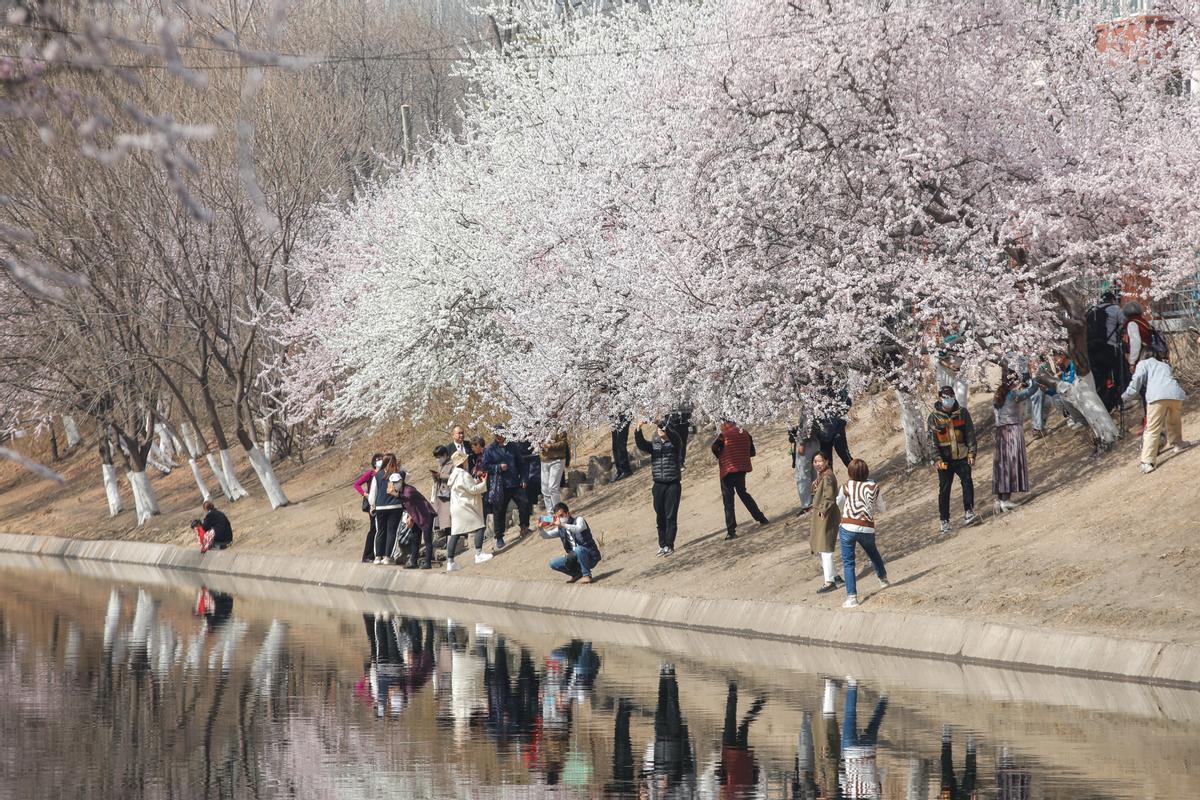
[818,430,852,467]
[1089,347,1124,412]
[374,508,403,559]
[492,485,530,543]
[720,472,765,535]
[937,458,974,521]
[612,422,631,476]
[652,480,681,548]
[406,523,433,567]
[361,512,376,562]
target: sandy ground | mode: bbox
[3,391,1200,645]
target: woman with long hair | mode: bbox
[367,454,404,564]
[810,453,843,594]
[992,367,1038,513]
[354,452,383,562]
[836,459,889,609]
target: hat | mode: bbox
[451,451,469,467]
[938,386,955,398]
[388,471,404,483]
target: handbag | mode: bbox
[392,524,416,560]
[361,496,371,513]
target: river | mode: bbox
[0,553,1196,799]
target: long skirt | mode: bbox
[992,423,1029,495]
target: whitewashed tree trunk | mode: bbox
[246,443,289,508]
[896,388,929,467]
[206,452,237,500]
[218,448,251,500]
[1058,372,1119,446]
[154,423,180,465]
[176,422,212,501]
[250,620,288,696]
[63,415,82,448]
[147,448,173,475]
[101,463,124,517]
[188,459,212,502]
[126,470,161,525]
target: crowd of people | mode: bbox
[332,292,1189,608]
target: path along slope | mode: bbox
[2,392,1198,646]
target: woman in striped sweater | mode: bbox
[835,459,890,608]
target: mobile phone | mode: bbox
[539,514,554,524]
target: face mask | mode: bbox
[374,460,382,468]
[939,399,954,410]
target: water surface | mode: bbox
[0,557,1197,799]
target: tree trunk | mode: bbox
[1057,287,1119,448]
[173,421,212,502]
[49,424,60,463]
[99,440,124,517]
[218,449,251,501]
[63,415,82,448]
[206,452,237,500]
[895,388,929,467]
[1057,372,1119,447]
[238,427,289,509]
[126,471,161,525]
[154,422,180,465]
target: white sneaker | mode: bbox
[446,561,462,572]
[474,552,493,565]
[999,500,1019,512]
[993,501,1006,515]
[373,557,383,564]
[963,510,979,526]
[1139,462,1155,474]
[938,520,952,536]
[878,576,891,589]
[381,556,395,565]
[1170,442,1191,456]
[842,596,859,609]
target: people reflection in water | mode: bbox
[719,681,766,798]
[360,613,435,717]
[939,725,977,800]
[606,698,637,796]
[482,636,541,753]
[645,664,696,798]
[193,587,234,629]
[995,747,1032,800]
[541,641,602,785]
[839,677,887,799]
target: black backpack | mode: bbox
[1146,324,1170,359]
[1085,304,1113,347]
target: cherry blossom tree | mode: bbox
[285,0,1200,447]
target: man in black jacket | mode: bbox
[634,419,684,556]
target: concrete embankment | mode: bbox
[1,532,1196,687]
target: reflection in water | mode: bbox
[940,725,977,800]
[0,569,1195,799]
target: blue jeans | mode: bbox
[839,527,886,596]
[550,546,599,579]
[841,683,887,749]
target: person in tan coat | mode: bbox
[810,453,843,594]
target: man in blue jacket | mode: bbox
[481,429,531,549]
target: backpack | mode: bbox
[1085,304,1113,347]
[1146,324,1170,359]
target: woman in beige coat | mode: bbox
[810,453,843,593]
[446,452,491,571]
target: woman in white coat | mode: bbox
[446,451,492,570]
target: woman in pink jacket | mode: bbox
[355,452,383,562]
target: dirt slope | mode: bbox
[3,392,1199,645]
